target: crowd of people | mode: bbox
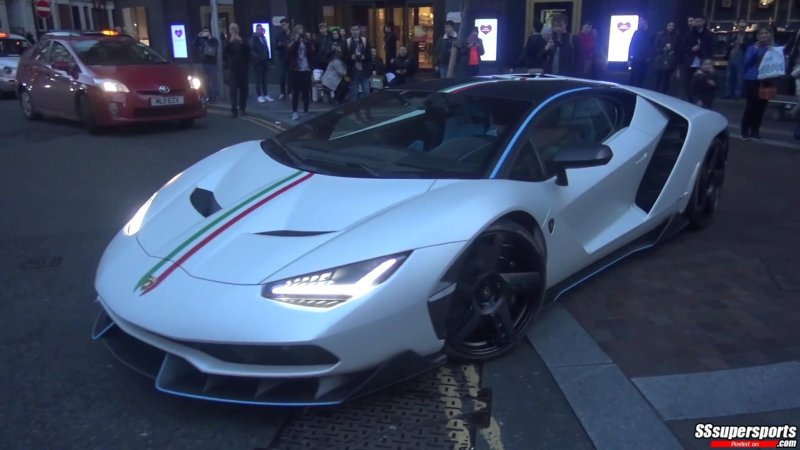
[191,19,419,121]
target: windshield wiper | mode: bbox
[265,137,305,167]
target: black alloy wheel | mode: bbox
[445,220,546,360]
[686,136,728,229]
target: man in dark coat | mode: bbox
[249,24,273,103]
[628,16,654,87]
[542,14,575,75]
[274,18,292,100]
[223,23,250,117]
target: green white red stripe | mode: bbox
[135,169,313,295]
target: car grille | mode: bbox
[138,89,186,95]
[174,340,341,366]
[133,105,192,118]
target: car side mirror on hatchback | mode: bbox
[553,144,613,186]
[51,61,80,78]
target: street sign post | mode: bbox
[35,0,51,19]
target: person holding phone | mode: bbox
[287,24,316,120]
[222,23,250,117]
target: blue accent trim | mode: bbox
[490,87,593,179]
[153,355,341,407]
[91,311,115,340]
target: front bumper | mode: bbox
[91,89,206,126]
[0,77,16,93]
[93,305,446,406]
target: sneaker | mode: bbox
[291,112,299,120]
[257,96,266,103]
[264,95,275,102]
[751,131,762,141]
[740,131,751,140]
[278,94,286,101]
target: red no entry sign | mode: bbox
[35,0,51,19]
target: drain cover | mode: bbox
[270,364,490,450]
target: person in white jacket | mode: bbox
[322,48,349,104]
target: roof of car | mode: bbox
[0,33,26,40]
[392,75,615,103]
[41,31,134,41]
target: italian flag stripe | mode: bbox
[135,169,311,294]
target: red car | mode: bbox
[16,30,206,132]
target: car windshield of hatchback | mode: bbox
[261,90,532,179]
[0,39,30,56]
[71,39,168,65]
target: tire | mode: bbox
[444,219,547,361]
[78,94,100,134]
[19,89,41,120]
[685,136,728,230]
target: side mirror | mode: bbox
[553,144,613,186]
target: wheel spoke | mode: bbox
[491,299,516,344]
[454,309,485,342]
[500,272,541,293]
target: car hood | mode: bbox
[0,56,19,70]
[136,141,435,284]
[89,64,190,92]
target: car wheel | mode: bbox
[179,118,195,128]
[685,136,728,230]
[78,94,100,134]
[19,89,41,120]
[444,219,546,361]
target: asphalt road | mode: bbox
[0,100,290,450]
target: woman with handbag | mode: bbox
[740,28,779,141]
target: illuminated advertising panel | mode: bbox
[170,24,188,59]
[474,18,498,62]
[607,15,639,62]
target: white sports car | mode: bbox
[93,75,729,405]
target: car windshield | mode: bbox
[71,39,168,65]
[0,39,30,56]
[264,90,532,179]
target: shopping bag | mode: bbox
[757,46,786,80]
[312,69,323,82]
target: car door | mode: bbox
[504,93,666,284]
[44,41,80,118]
[24,41,51,103]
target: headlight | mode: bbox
[123,192,157,236]
[262,253,410,308]
[94,78,130,93]
[2,67,12,76]
[188,75,202,90]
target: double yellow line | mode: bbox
[207,107,286,133]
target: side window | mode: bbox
[49,42,75,64]
[30,42,50,62]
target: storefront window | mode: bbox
[200,5,235,39]
[409,6,433,70]
[121,6,149,46]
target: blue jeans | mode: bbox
[202,64,218,101]
[438,64,450,78]
[348,72,370,101]
[726,58,744,99]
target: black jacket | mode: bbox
[682,27,714,64]
[249,33,271,63]
[629,28,654,62]
[388,54,417,84]
[517,33,547,69]
[275,30,291,62]
[316,33,333,68]
[223,38,250,72]
[542,32,575,75]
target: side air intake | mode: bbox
[635,111,689,213]
[190,188,222,217]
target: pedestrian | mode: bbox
[275,18,292,100]
[574,23,597,78]
[322,47,349,105]
[725,20,751,100]
[249,24,274,104]
[435,20,458,78]
[692,58,717,109]
[330,28,344,55]
[628,16,653,87]
[387,46,418,86]
[222,23,250,117]
[542,14,575,75]
[368,47,386,91]
[287,24,316,120]
[462,27,485,76]
[384,23,397,62]
[192,27,220,103]
[316,23,333,71]
[345,24,372,101]
[681,16,714,102]
[741,28,781,141]
[653,22,679,94]
[515,20,546,71]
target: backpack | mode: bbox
[202,38,218,58]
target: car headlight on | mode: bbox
[188,75,202,90]
[123,192,157,236]
[94,78,130,93]
[262,253,410,308]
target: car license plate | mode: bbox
[150,96,184,106]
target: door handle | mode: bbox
[635,152,649,165]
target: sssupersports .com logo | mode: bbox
[696,424,797,448]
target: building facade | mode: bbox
[1,0,118,36]
[702,0,800,29]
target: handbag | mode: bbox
[759,81,777,100]
[370,76,384,90]
[757,46,786,80]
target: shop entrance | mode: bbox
[525,0,582,36]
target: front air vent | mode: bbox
[190,188,222,217]
[256,230,334,237]
[635,111,689,213]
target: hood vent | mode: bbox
[256,230,334,237]
[190,188,222,217]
